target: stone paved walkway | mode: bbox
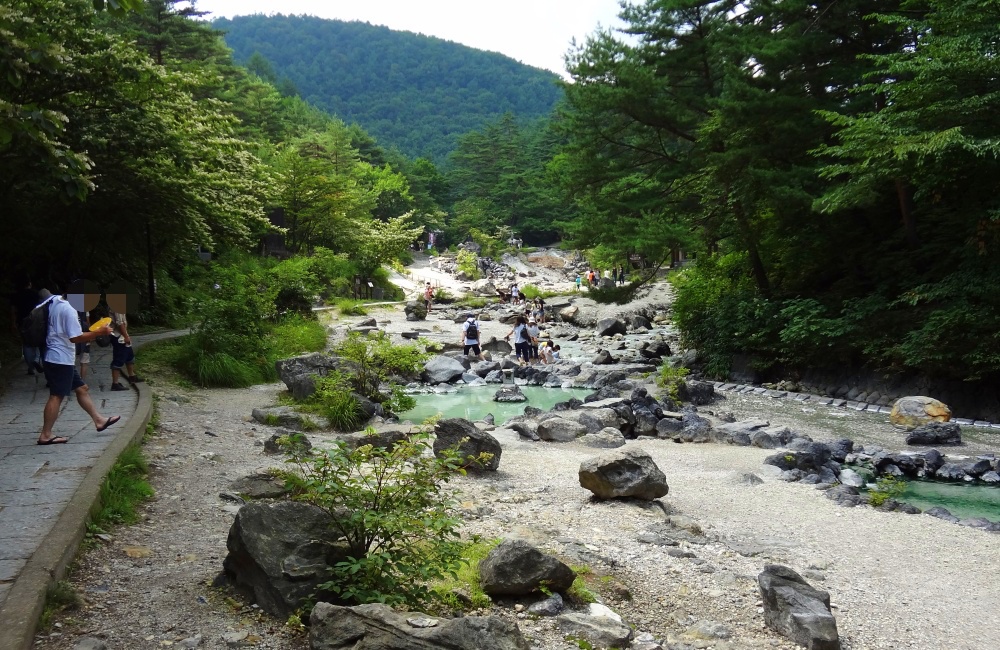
[0,330,183,641]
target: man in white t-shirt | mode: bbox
[460,314,483,361]
[38,290,120,445]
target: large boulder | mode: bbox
[905,422,962,446]
[571,408,620,434]
[494,385,527,403]
[341,427,410,451]
[559,305,580,323]
[595,317,627,337]
[537,417,587,442]
[478,539,576,596]
[481,337,513,356]
[578,428,627,449]
[758,565,840,650]
[579,448,669,500]
[405,300,427,321]
[471,279,498,297]
[889,396,952,428]
[473,360,501,378]
[223,502,348,619]
[274,353,344,401]
[679,379,716,405]
[251,406,313,432]
[422,355,466,384]
[433,418,501,472]
[591,349,616,365]
[310,602,529,650]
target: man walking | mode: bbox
[461,313,484,361]
[38,287,120,445]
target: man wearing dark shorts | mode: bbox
[461,314,483,361]
[38,290,120,445]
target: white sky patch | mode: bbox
[192,0,627,76]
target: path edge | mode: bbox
[0,382,153,650]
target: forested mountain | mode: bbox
[212,14,564,161]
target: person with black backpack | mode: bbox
[35,286,120,445]
[461,313,483,360]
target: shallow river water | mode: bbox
[399,385,587,425]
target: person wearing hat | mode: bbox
[423,282,434,313]
[460,313,483,361]
[525,317,541,364]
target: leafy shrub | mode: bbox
[266,315,327,361]
[433,287,453,303]
[312,373,364,431]
[455,250,480,279]
[656,364,690,403]
[868,476,907,507]
[333,332,428,410]
[285,433,487,606]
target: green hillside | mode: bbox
[212,14,564,161]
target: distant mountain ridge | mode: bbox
[213,14,564,161]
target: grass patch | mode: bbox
[38,580,81,631]
[429,537,499,612]
[140,315,326,389]
[90,444,154,530]
[336,299,369,316]
[453,296,491,309]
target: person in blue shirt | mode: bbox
[37,289,120,445]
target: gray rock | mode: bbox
[591,349,616,365]
[578,428,627,448]
[629,315,652,330]
[632,406,659,437]
[906,422,962,446]
[579,448,669,500]
[537,417,587,442]
[485,370,504,383]
[433,418,501,471]
[527,592,565,617]
[309,602,529,650]
[404,301,427,321]
[73,639,108,650]
[341,427,410,451]
[481,337,513,356]
[935,463,968,481]
[462,372,486,386]
[557,613,632,649]
[479,539,575,596]
[750,430,778,449]
[655,416,683,438]
[758,565,840,650]
[274,352,345,400]
[681,379,716,405]
[494,385,527,402]
[573,408,620,433]
[595,317,627,337]
[679,411,713,442]
[228,473,289,499]
[223,502,349,618]
[838,468,865,488]
[924,506,959,523]
[473,360,501,377]
[251,406,313,432]
[422,355,466,384]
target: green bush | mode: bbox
[867,476,907,508]
[455,250,480,280]
[333,332,428,410]
[270,256,321,316]
[285,433,487,607]
[266,315,328,361]
[312,373,365,431]
[655,364,689,403]
[92,444,154,528]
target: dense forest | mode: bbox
[4,0,999,391]
[212,14,564,161]
[555,0,1000,387]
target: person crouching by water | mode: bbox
[461,313,484,361]
[504,315,531,366]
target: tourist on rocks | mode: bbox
[532,298,546,324]
[575,275,582,292]
[510,282,520,306]
[504,315,531,366]
[423,282,434,313]
[540,340,555,364]
[552,344,561,360]
[36,285,120,445]
[461,313,484,361]
[526,318,541,364]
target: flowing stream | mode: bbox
[399,385,586,425]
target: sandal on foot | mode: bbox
[96,415,121,432]
[129,375,144,383]
[37,437,69,445]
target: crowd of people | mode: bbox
[576,265,628,290]
[459,298,562,368]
